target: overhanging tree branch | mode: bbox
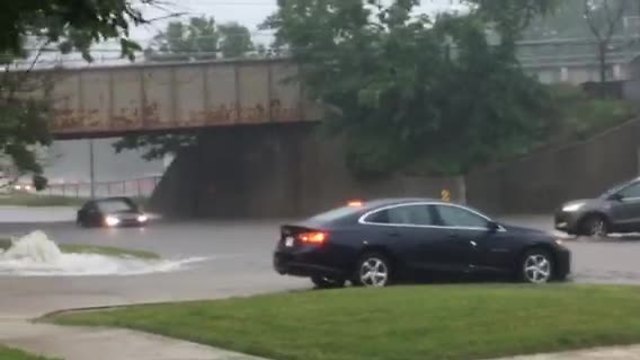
[584,0,604,42]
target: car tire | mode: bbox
[580,215,608,238]
[354,252,393,288]
[311,276,345,289]
[519,249,554,284]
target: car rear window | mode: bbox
[309,205,363,224]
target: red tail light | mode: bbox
[297,231,329,245]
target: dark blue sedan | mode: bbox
[274,199,571,288]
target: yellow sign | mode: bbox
[441,189,451,202]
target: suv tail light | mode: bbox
[297,231,329,245]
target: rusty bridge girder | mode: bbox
[42,58,322,138]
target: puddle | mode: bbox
[0,230,207,277]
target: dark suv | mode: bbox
[555,178,640,236]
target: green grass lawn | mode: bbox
[56,244,160,260]
[0,346,57,360]
[0,239,159,260]
[48,285,640,360]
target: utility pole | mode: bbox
[89,139,96,199]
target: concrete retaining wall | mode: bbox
[149,123,464,218]
[151,119,640,218]
[467,119,640,214]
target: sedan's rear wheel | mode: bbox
[311,276,345,289]
[354,253,392,287]
[520,249,553,284]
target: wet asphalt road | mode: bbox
[0,215,638,317]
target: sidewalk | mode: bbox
[498,345,640,359]
[2,316,640,359]
[0,318,266,360]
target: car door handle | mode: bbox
[448,234,477,247]
[387,231,401,238]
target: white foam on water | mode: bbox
[2,230,62,263]
[0,230,208,277]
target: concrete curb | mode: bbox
[494,344,640,359]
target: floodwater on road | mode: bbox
[0,218,306,317]
[0,206,76,223]
[0,212,637,318]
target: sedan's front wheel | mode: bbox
[354,253,392,287]
[581,215,608,238]
[520,249,553,284]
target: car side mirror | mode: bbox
[487,221,501,233]
[608,193,624,202]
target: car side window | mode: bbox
[435,205,489,229]
[619,182,640,199]
[365,205,435,226]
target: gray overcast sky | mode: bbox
[131,0,463,45]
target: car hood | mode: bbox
[562,199,591,207]
[559,198,604,211]
[109,210,142,217]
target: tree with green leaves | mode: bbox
[0,67,52,186]
[263,0,555,176]
[0,0,156,187]
[219,22,255,59]
[0,0,147,62]
[145,16,255,61]
[145,16,219,61]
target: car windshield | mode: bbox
[97,199,136,213]
[309,205,363,223]
[601,180,634,198]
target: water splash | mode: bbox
[2,230,62,263]
[0,231,207,277]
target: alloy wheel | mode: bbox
[359,257,389,287]
[588,219,607,237]
[523,254,552,284]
